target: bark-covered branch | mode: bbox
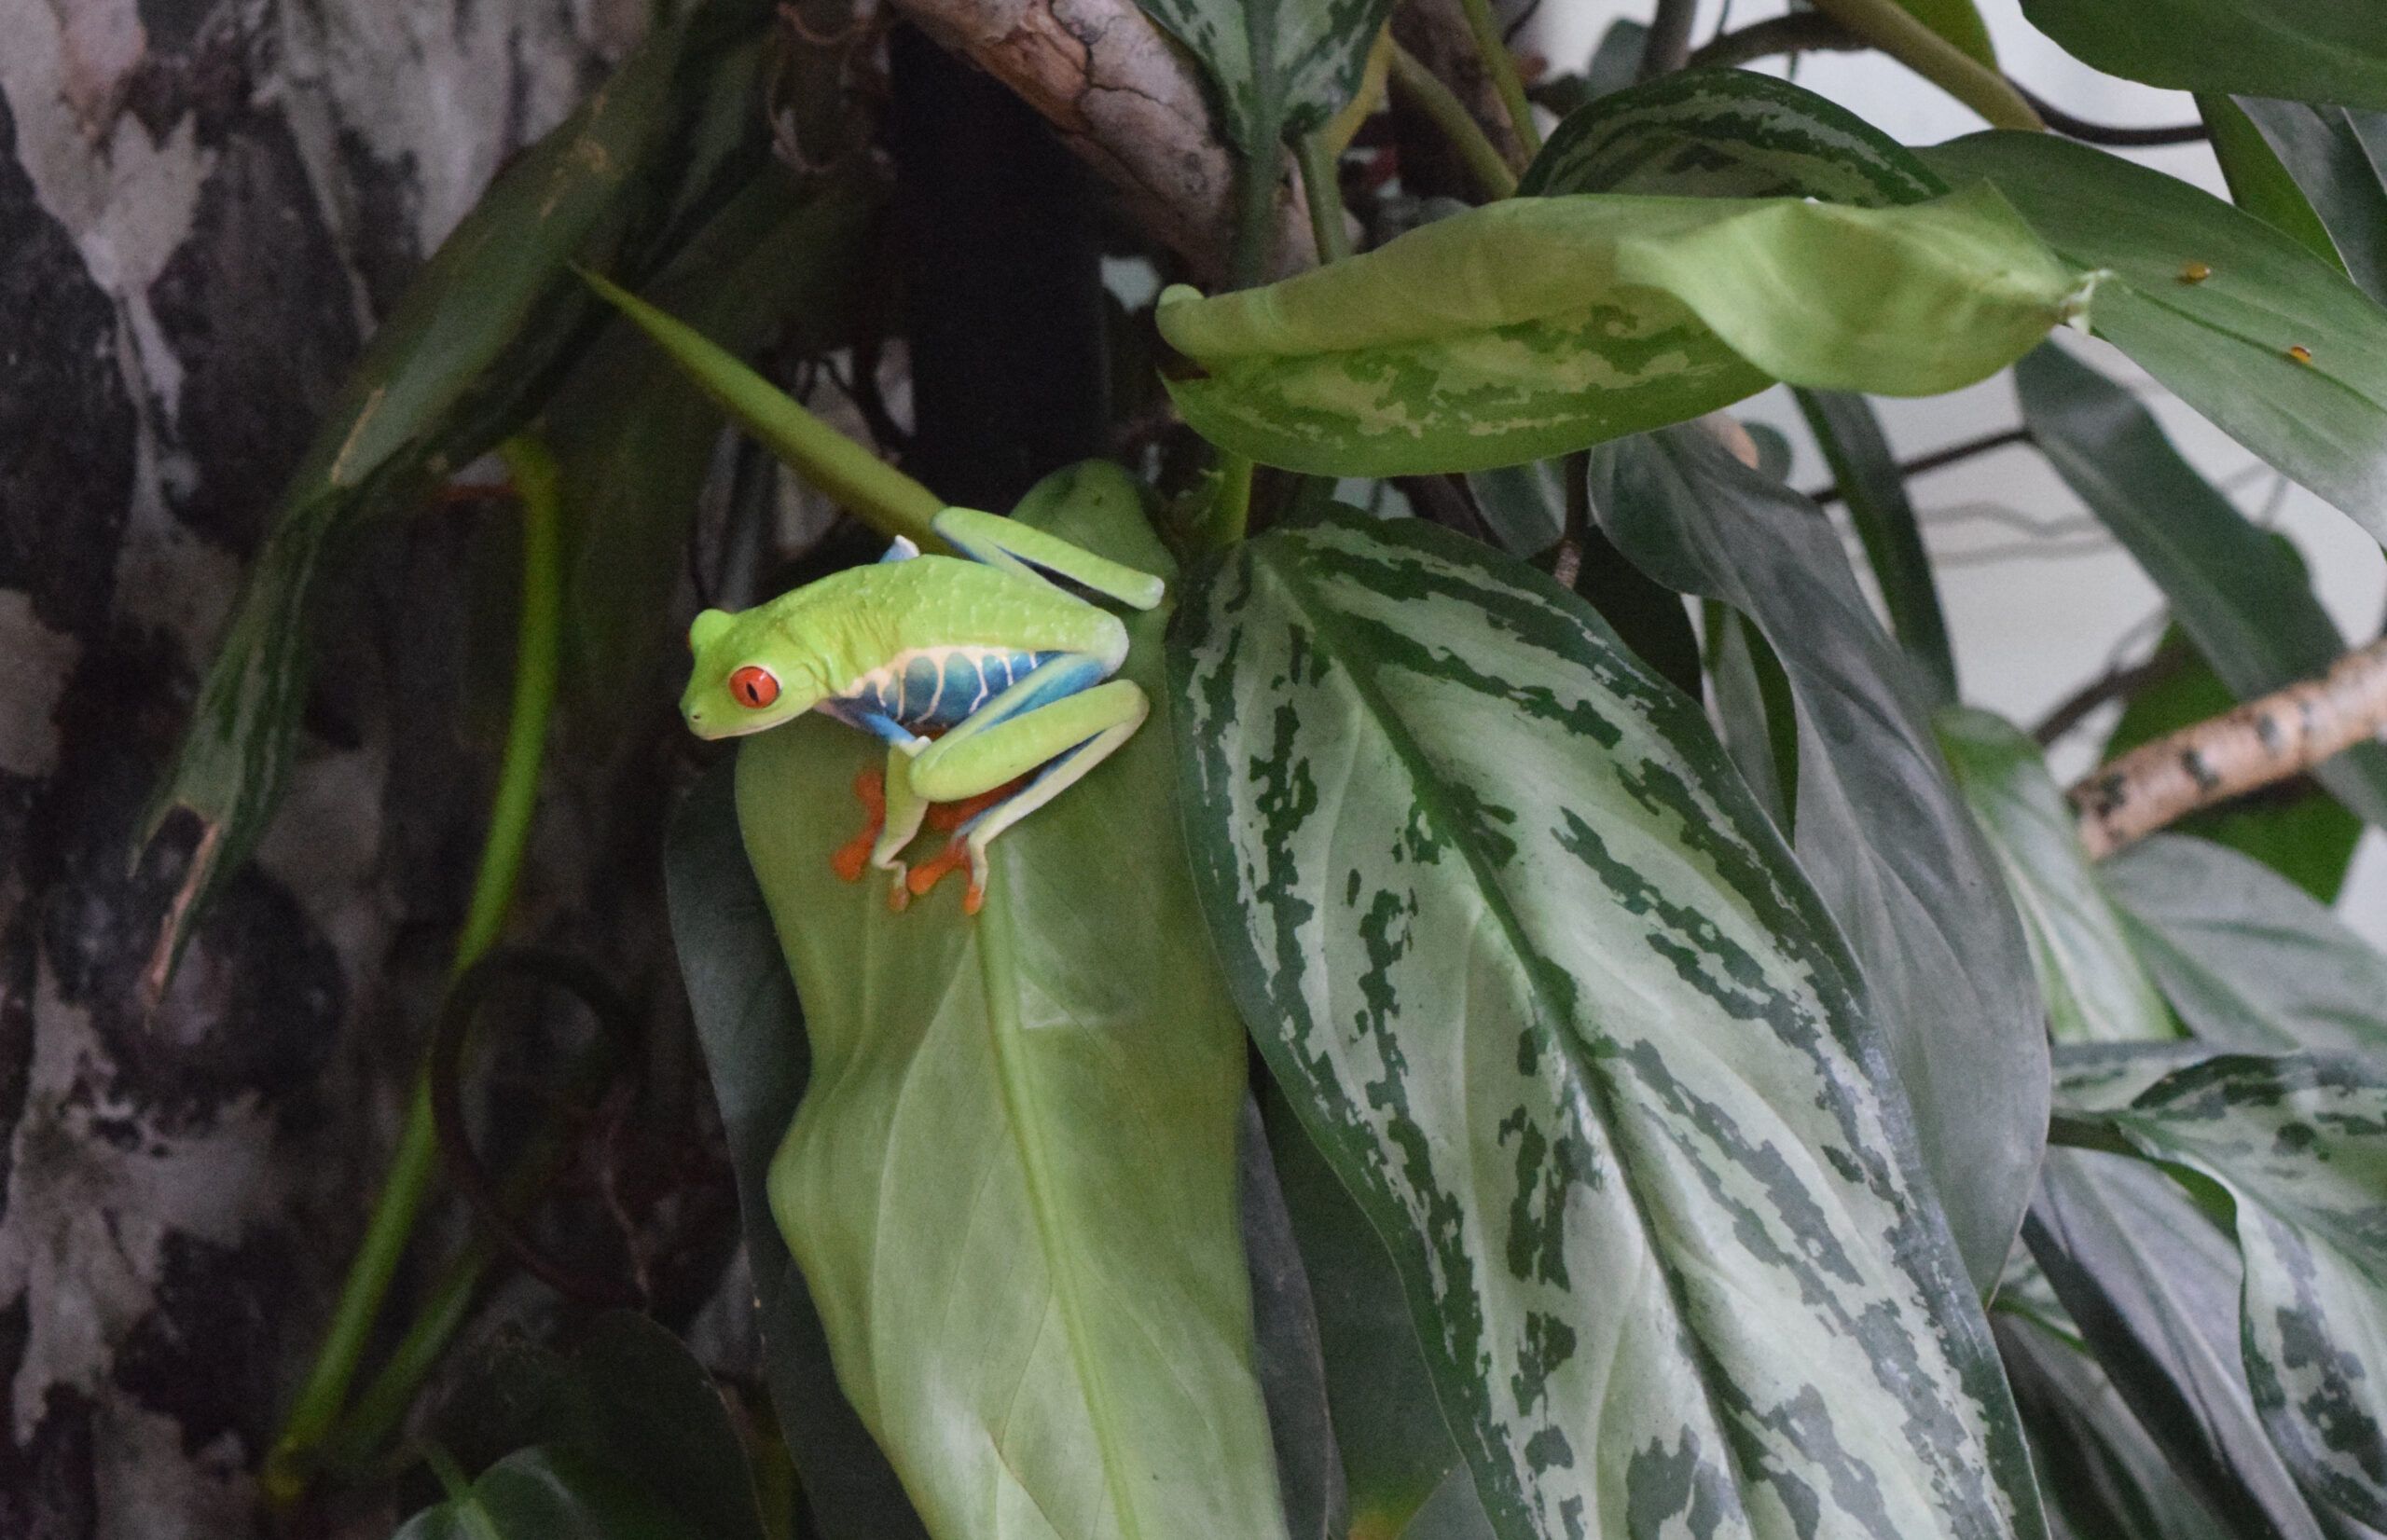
[2072,636,2387,859]
[882,0,1316,281]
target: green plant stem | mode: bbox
[1804,0,2043,131]
[579,269,948,549]
[1227,135,1288,288]
[1451,0,1540,158]
[263,436,565,1508]
[1212,452,1257,548]
[1387,41,1520,199]
[1294,131,1353,264]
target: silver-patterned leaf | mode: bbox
[1156,185,2097,476]
[2055,1048,2387,1530]
[1170,511,2046,1540]
[1935,708,2175,1046]
[1519,67,1951,205]
[1131,0,1393,152]
[1588,427,2049,1294]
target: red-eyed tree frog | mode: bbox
[681,506,1166,914]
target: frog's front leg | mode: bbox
[904,660,1150,913]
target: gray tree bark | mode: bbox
[0,1,637,1532]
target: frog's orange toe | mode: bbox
[829,768,890,883]
[906,839,973,902]
[923,777,1023,833]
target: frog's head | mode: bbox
[681,608,827,739]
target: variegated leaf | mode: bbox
[1518,68,1951,205]
[2055,1047,2387,1530]
[2102,834,2387,1060]
[1131,0,1393,154]
[1935,708,2175,1046]
[737,466,1289,1540]
[1588,428,2049,1294]
[1170,511,2045,1540]
[1157,185,2097,475]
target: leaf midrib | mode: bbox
[1253,541,1764,1519]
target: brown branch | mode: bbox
[1685,12,1862,70]
[2071,636,2387,859]
[882,0,1315,282]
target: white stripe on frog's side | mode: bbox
[835,646,1053,732]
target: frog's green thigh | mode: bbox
[867,746,931,873]
[918,681,1151,902]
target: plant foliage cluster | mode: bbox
[145,0,2387,1534]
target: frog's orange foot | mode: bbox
[922,777,1024,833]
[905,838,985,915]
[829,768,888,883]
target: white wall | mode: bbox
[1529,0,2387,939]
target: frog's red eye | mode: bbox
[728,667,780,708]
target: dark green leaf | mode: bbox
[2055,1049,2387,1530]
[1519,67,1951,204]
[2201,95,2351,273]
[2237,98,2387,307]
[2098,835,2387,1059]
[1588,426,2048,1292]
[732,464,1286,1540]
[1892,0,1997,69]
[1130,0,1396,156]
[1237,1096,1348,1540]
[1173,510,2046,1540]
[2103,632,2363,902]
[1926,133,2387,538]
[1935,707,2173,1045]
[146,1,775,961]
[664,766,930,1540]
[1704,603,1799,834]
[1796,388,1957,702]
[393,1447,709,1540]
[2018,0,2387,111]
[1157,185,2096,475]
[2014,343,2387,834]
[2027,1147,2328,1540]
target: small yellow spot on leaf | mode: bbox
[2288,344,2314,364]
[2179,260,2212,283]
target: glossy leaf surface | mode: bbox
[2201,95,2348,274]
[1517,68,1950,205]
[1927,132,2387,538]
[1173,510,2044,1540]
[736,465,1286,1540]
[1936,708,2173,1045]
[2026,1148,2326,1540]
[2238,98,2387,306]
[1158,185,2094,475]
[2014,343,2387,833]
[2018,0,2387,111]
[2056,1048,2387,1529]
[1588,427,2048,1292]
[2101,834,2387,1060]
[1797,388,1957,702]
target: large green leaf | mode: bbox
[2100,834,2387,1061]
[1925,133,2387,539]
[2017,0,2387,112]
[2014,343,2387,835]
[1517,68,1951,205]
[2200,95,2349,274]
[1797,389,1957,703]
[2025,1147,2328,1540]
[1171,510,2045,1540]
[2102,630,2364,902]
[144,0,775,961]
[1157,184,2096,475]
[665,767,931,1540]
[394,1447,707,1540]
[1935,708,2173,1046]
[733,464,1286,1540]
[2238,98,2387,306]
[1130,0,1392,155]
[2056,1048,2387,1530]
[1588,427,2049,1292]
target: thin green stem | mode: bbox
[580,270,948,549]
[1804,0,2044,131]
[1451,0,1540,158]
[1293,131,1352,264]
[1387,41,1519,199]
[263,436,565,1509]
[1227,135,1287,289]
[1211,452,1256,549]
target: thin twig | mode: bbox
[1803,426,2032,506]
[1686,11,1863,69]
[2032,639,2189,747]
[2008,82,2208,146]
[2073,635,2387,859]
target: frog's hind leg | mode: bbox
[904,679,1150,913]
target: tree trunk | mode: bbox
[0,1,633,1532]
